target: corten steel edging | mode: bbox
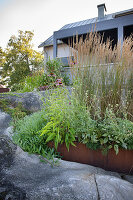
[48,142,133,174]
[0,88,10,93]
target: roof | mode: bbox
[38,8,133,48]
[38,35,63,48]
[59,14,112,30]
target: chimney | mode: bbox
[97,3,107,19]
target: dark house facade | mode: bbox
[39,4,133,64]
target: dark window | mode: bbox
[61,28,118,49]
[124,25,133,39]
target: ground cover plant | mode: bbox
[12,110,59,163]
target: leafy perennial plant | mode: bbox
[13,88,133,157]
[12,33,133,160]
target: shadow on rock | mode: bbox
[0,172,27,200]
[0,135,28,200]
[0,135,16,170]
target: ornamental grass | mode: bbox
[69,31,133,121]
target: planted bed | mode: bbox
[48,142,133,174]
[12,34,133,176]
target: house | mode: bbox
[38,35,70,65]
[38,4,133,65]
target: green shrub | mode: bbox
[13,110,47,134]
[40,88,96,150]
[39,89,133,154]
[11,59,70,92]
[46,58,62,77]
[40,88,76,150]
[13,110,58,160]
[16,72,46,92]
[11,82,24,92]
[14,72,58,93]
[82,109,133,154]
[62,74,71,86]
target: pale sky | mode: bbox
[0,0,133,51]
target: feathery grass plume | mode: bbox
[69,31,133,121]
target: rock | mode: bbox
[0,87,72,112]
[0,111,11,134]
[1,139,132,200]
[0,172,27,200]
[3,126,13,139]
[0,135,16,170]
[0,135,27,199]
[95,175,133,200]
[0,92,43,112]
[122,175,133,184]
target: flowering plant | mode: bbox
[46,58,62,77]
[55,78,63,86]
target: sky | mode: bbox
[0,0,133,51]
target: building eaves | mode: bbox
[113,8,133,18]
[38,35,63,48]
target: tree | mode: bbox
[0,47,6,66]
[0,30,44,87]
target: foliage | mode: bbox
[67,92,95,142]
[45,58,62,77]
[11,82,25,92]
[61,74,71,86]
[44,89,133,154]
[10,32,133,158]
[12,87,133,156]
[40,89,76,150]
[0,47,6,67]
[10,57,69,92]
[0,30,44,88]
[13,110,47,134]
[1,53,71,92]
[13,110,58,162]
[13,71,61,93]
[14,72,51,92]
[21,72,47,92]
[0,98,9,111]
[82,109,133,154]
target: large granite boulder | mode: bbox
[0,111,11,135]
[0,134,132,200]
[0,87,72,112]
[0,172,27,200]
[0,135,27,200]
[0,92,43,112]
[0,135,16,170]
